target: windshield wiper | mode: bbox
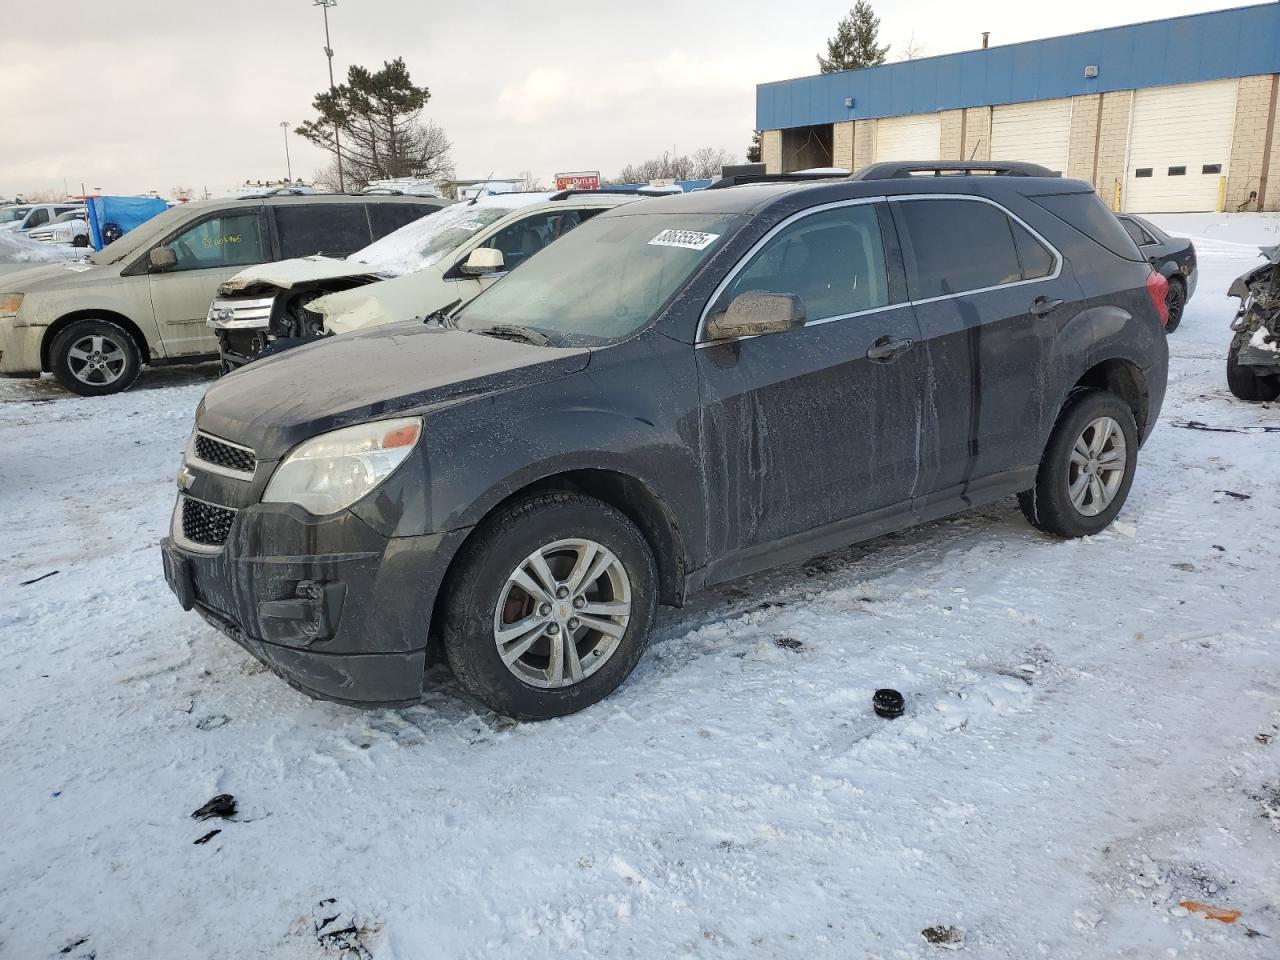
[420,298,462,328]
[476,323,550,346]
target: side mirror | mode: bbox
[704,291,806,342]
[460,247,504,276]
[149,245,177,272]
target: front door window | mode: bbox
[164,213,265,271]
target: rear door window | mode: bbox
[368,203,441,239]
[897,198,1023,300]
[715,202,889,321]
[274,204,372,259]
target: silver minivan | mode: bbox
[0,194,447,395]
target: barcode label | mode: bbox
[648,229,719,251]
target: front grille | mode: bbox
[181,497,236,547]
[194,433,255,475]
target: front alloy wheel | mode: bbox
[50,318,142,396]
[441,491,658,720]
[494,538,632,688]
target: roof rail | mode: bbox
[850,161,1061,180]
[547,188,635,201]
[705,171,851,191]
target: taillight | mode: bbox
[1146,271,1169,327]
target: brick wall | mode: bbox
[1067,95,1101,184]
[940,110,964,160]
[853,120,876,169]
[963,107,991,161]
[1096,91,1133,210]
[762,130,783,174]
[1266,81,1280,211]
[1227,75,1279,211]
[833,121,855,170]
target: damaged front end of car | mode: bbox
[1228,243,1280,371]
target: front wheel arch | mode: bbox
[41,309,151,372]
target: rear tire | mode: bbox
[440,491,658,720]
[1226,331,1280,402]
[49,318,141,396]
[1019,390,1138,538]
[1163,275,1186,333]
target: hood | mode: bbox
[218,256,390,295]
[310,266,448,334]
[1228,243,1280,299]
[195,321,590,459]
[0,259,101,291]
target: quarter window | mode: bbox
[1011,219,1055,279]
[165,212,266,271]
[715,204,889,322]
[275,204,372,259]
[898,199,1023,300]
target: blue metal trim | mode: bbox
[757,3,1280,130]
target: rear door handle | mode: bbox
[866,335,914,362]
[1030,296,1065,317]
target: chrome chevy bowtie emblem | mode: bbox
[177,466,195,490]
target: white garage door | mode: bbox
[1124,80,1237,213]
[990,98,1072,172]
[875,114,941,162]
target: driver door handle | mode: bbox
[866,335,914,362]
[1030,296,1065,317]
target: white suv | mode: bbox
[0,203,84,234]
[207,190,641,368]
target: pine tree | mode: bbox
[747,130,763,164]
[296,57,453,188]
[817,1,889,74]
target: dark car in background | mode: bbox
[162,162,1170,720]
[1117,214,1196,332]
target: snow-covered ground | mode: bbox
[1,214,1278,959]
[0,230,83,264]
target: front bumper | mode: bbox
[0,321,44,377]
[161,500,459,706]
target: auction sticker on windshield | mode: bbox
[648,229,719,251]
[454,219,490,232]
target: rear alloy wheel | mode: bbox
[50,319,141,396]
[1226,331,1280,402]
[441,492,657,719]
[1019,390,1138,538]
[1163,276,1186,333]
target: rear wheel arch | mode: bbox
[1069,357,1149,439]
[41,309,151,371]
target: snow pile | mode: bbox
[1,217,1278,959]
[351,193,554,276]
[0,230,83,264]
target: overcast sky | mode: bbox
[0,0,1243,196]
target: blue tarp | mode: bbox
[86,196,169,250]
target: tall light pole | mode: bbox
[313,0,345,191]
[280,121,293,182]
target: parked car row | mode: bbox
[0,192,448,394]
[0,201,85,235]
[156,161,1173,719]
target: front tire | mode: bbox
[49,319,141,396]
[1164,275,1186,333]
[1226,331,1280,402]
[440,492,658,720]
[1019,390,1139,538]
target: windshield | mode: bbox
[0,207,32,223]
[350,203,514,274]
[456,211,740,346]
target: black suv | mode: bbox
[161,162,1170,720]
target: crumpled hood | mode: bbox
[309,266,448,334]
[1228,243,1280,299]
[218,256,392,295]
[195,321,590,459]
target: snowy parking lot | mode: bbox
[2,214,1279,959]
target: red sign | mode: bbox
[555,171,601,191]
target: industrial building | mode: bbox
[756,3,1280,212]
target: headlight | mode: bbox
[262,417,422,516]
[0,293,23,318]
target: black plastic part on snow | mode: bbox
[873,688,905,719]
